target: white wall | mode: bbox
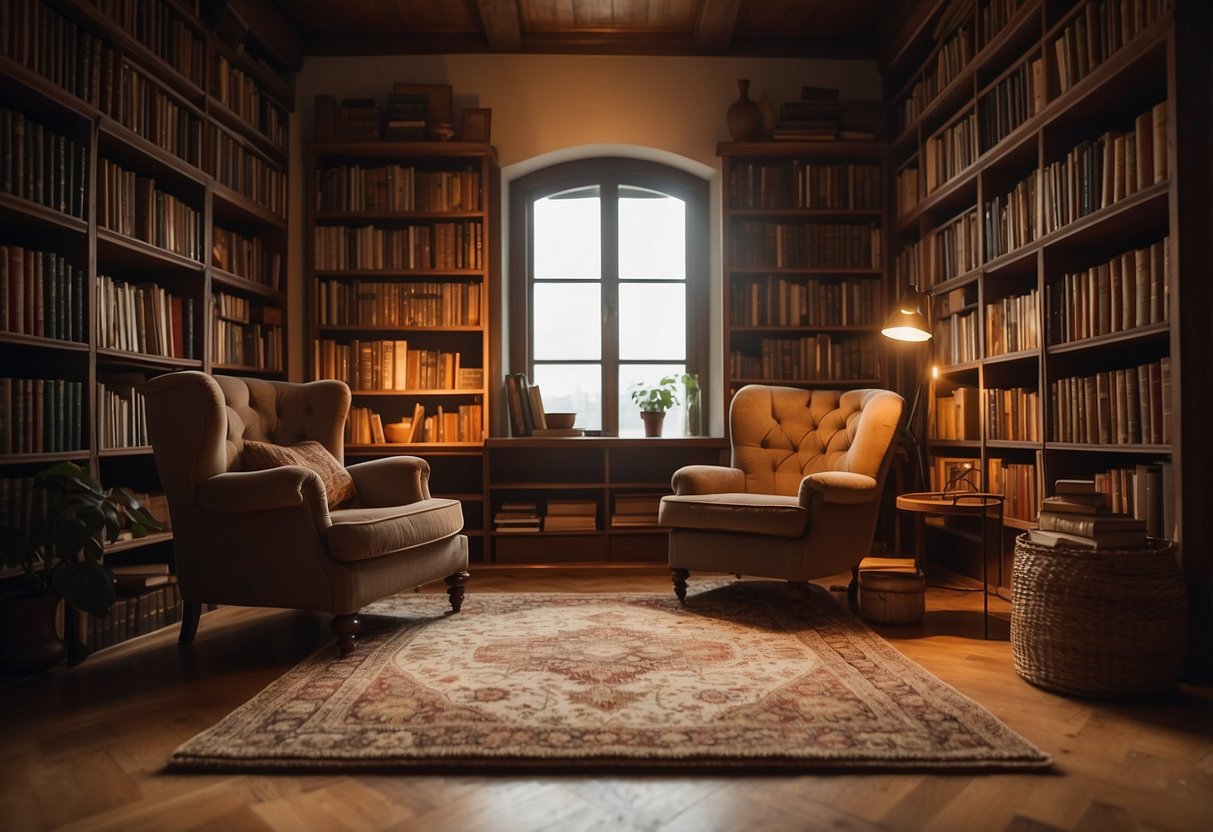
[290,53,882,433]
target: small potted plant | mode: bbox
[0,461,162,671]
[630,376,681,437]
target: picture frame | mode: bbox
[461,108,492,143]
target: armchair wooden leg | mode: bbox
[177,602,201,645]
[847,566,860,602]
[333,612,361,654]
[672,568,690,603]
[446,571,470,613]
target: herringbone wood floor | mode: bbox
[1,566,1210,831]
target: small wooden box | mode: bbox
[858,557,925,624]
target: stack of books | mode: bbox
[773,86,841,141]
[109,562,173,591]
[1028,479,1147,550]
[543,500,597,532]
[494,501,540,534]
[611,493,663,528]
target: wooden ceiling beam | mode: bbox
[692,0,743,53]
[475,0,523,51]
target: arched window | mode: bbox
[508,158,709,436]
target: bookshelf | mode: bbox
[717,142,889,403]
[886,0,1182,585]
[304,139,499,562]
[0,0,297,660]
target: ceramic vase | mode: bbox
[641,411,666,438]
[726,79,763,142]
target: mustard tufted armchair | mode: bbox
[143,371,469,653]
[658,385,903,601]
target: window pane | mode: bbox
[534,193,600,280]
[534,283,601,360]
[619,363,686,438]
[532,364,601,431]
[619,190,684,280]
[619,283,685,360]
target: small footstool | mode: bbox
[857,557,926,624]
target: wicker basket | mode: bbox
[859,565,926,624]
[1011,534,1186,698]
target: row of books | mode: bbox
[1052,0,1174,98]
[932,385,980,441]
[211,319,282,370]
[503,373,571,437]
[933,308,979,366]
[313,222,485,271]
[109,58,204,168]
[983,170,1037,261]
[212,227,284,289]
[902,22,972,129]
[986,457,1039,522]
[212,54,288,148]
[205,124,288,218]
[0,377,85,455]
[1050,358,1170,446]
[931,207,980,285]
[984,288,1039,356]
[1048,237,1168,345]
[493,500,602,533]
[313,339,481,391]
[977,57,1041,152]
[1090,462,1174,537]
[347,402,484,445]
[980,0,1031,47]
[98,160,203,262]
[728,275,881,328]
[96,274,196,359]
[925,111,978,193]
[0,106,87,219]
[730,335,881,382]
[1039,103,1168,235]
[895,167,920,218]
[97,374,148,449]
[316,165,484,213]
[313,96,382,142]
[730,222,882,269]
[1028,476,1153,550]
[0,245,86,342]
[724,162,882,211]
[316,279,483,327]
[94,0,206,86]
[82,573,184,653]
[986,386,1041,442]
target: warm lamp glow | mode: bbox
[881,305,932,342]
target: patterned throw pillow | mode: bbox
[241,440,355,510]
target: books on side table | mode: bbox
[1028,479,1147,550]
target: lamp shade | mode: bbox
[881,298,932,342]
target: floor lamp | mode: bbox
[881,287,933,492]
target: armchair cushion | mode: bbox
[326,499,464,562]
[658,492,806,538]
[241,439,355,509]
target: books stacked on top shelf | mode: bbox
[611,493,663,528]
[109,563,172,591]
[772,86,841,141]
[84,572,183,652]
[544,500,597,532]
[504,372,552,437]
[1027,479,1147,550]
[494,500,540,533]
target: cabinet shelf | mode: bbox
[96,230,206,273]
[103,531,175,554]
[95,349,202,370]
[0,193,88,234]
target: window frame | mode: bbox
[508,157,709,436]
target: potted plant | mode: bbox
[0,461,162,671]
[630,376,681,437]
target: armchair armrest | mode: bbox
[198,467,324,513]
[798,471,879,506]
[346,456,431,506]
[670,465,745,495]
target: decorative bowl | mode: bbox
[384,422,412,443]
[544,412,576,430]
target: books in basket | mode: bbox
[1027,527,1146,550]
[1040,493,1110,515]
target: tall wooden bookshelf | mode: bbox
[718,141,889,406]
[304,139,499,562]
[0,0,296,659]
[886,0,1195,633]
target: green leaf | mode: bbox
[52,561,117,618]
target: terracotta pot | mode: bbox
[641,411,666,438]
[726,79,763,142]
[0,594,66,673]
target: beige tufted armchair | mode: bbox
[143,371,469,653]
[658,385,903,601]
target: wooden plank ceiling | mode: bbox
[271,0,916,61]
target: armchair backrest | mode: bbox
[729,385,903,496]
[144,371,351,507]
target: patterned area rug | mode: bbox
[169,582,1050,773]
